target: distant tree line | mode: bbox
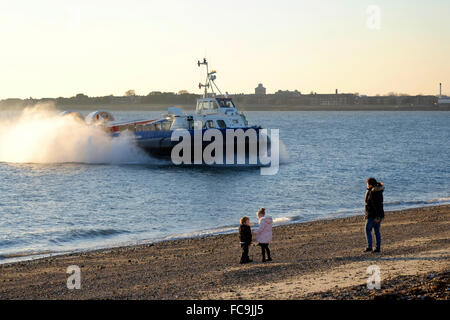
[0,91,201,108]
[0,90,439,108]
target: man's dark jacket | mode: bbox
[239,224,252,244]
[365,182,385,219]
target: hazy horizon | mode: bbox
[1,0,449,99]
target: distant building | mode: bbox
[274,89,301,97]
[309,93,356,106]
[358,94,437,106]
[438,96,450,105]
[255,83,266,95]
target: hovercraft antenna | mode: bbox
[198,58,222,98]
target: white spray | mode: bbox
[0,104,149,164]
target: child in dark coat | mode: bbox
[239,216,253,264]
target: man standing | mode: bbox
[364,178,385,253]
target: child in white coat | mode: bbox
[254,208,273,262]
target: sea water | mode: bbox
[0,109,449,263]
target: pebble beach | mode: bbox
[0,205,448,300]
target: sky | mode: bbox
[0,0,449,99]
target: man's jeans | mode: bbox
[366,218,381,249]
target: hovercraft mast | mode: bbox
[198,58,223,98]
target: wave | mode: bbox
[279,139,290,164]
[428,196,450,203]
[384,197,450,208]
[0,239,17,247]
[0,250,52,259]
[51,228,129,244]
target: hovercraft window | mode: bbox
[162,121,171,131]
[206,120,215,128]
[219,100,235,108]
[207,101,217,110]
[155,123,161,131]
[197,102,206,111]
[217,120,227,128]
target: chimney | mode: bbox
[440,83,442,98]
[335,89,338,94]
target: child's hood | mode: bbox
[260,216,273,226]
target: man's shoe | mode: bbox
[364,247,373,252]
[267,257,272,261]
[373,248,380,253]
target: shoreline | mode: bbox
[0,204,448,299]
[1,200,449,266]
[1,104,450,112]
